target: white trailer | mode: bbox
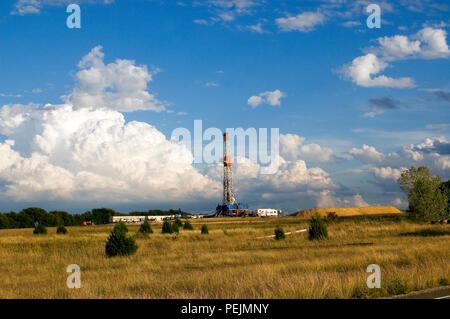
[109,215,176,224]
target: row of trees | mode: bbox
[398,166,450,222]
[0,207,188,229]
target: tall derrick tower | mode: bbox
[223,132,236,205]
[213,132,248,217]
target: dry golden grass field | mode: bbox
[0,215,449,299]
[293,206,402,217]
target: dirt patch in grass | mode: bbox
[399,229,450,237]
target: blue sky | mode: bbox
[0,0,449,213]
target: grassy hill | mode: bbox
[292,206,403,218]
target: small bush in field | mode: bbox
[274,226,285,240]
[139,220,153,234]
[174,219,183,227]
[105,222,138,257]
[308,213,328,240]
[183,221,194,230]
[438,277,449,286]
[33,224,47,235]
[201,224,209,234]
[56,225,68,234]
[113,221,128,235]
[351,285,370,299]
[172,222,179,233]
[387,277,408,295]
[325,212,338,223]
[162,221,173,234]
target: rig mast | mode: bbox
[211,132,248,218]
[223,132,236,205]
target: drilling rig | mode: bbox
[223,132,235,206]
[215,132,249,217]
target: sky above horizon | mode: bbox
[0,0,449,214]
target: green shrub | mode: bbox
[162,221,173,234]
[56,225,68,234]
[274,226,285,240]
[105,223,138,257]
[201,224,209,235]
[33,224,47,235]
[325,212,338,223]
[438,277,449,286]
[183,221,194,230]
[172,222,179,233]
[387,277,408,295]
[308,213,328,240]
[138,220,153,234]
[351,285,370,299]
[174,219,183,227]
[113,221,128,235]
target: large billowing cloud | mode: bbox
[351,137,450,185]
[230,156,339,210]
[375,27,450,60]
[0,103,220,203]
[66,46,166,112]
[280,134,336,164]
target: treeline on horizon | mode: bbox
[0,207,190,230]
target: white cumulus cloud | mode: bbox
[350,144,385,163]
[314,191,369,208]
[373,166,406,180]
[66,46,166,112]
[248,89,285,108]
[276,11,325,32]
[280,134,336,164]
[342,53,415,88]
[340,27,449,88]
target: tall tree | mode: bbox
[441,180,450,218]
[398,166,448,222]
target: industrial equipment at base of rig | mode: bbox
[215,132,251,217]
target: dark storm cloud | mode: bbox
[368,96,401,111]
[412,140,450,155]
[435,90,450,102]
